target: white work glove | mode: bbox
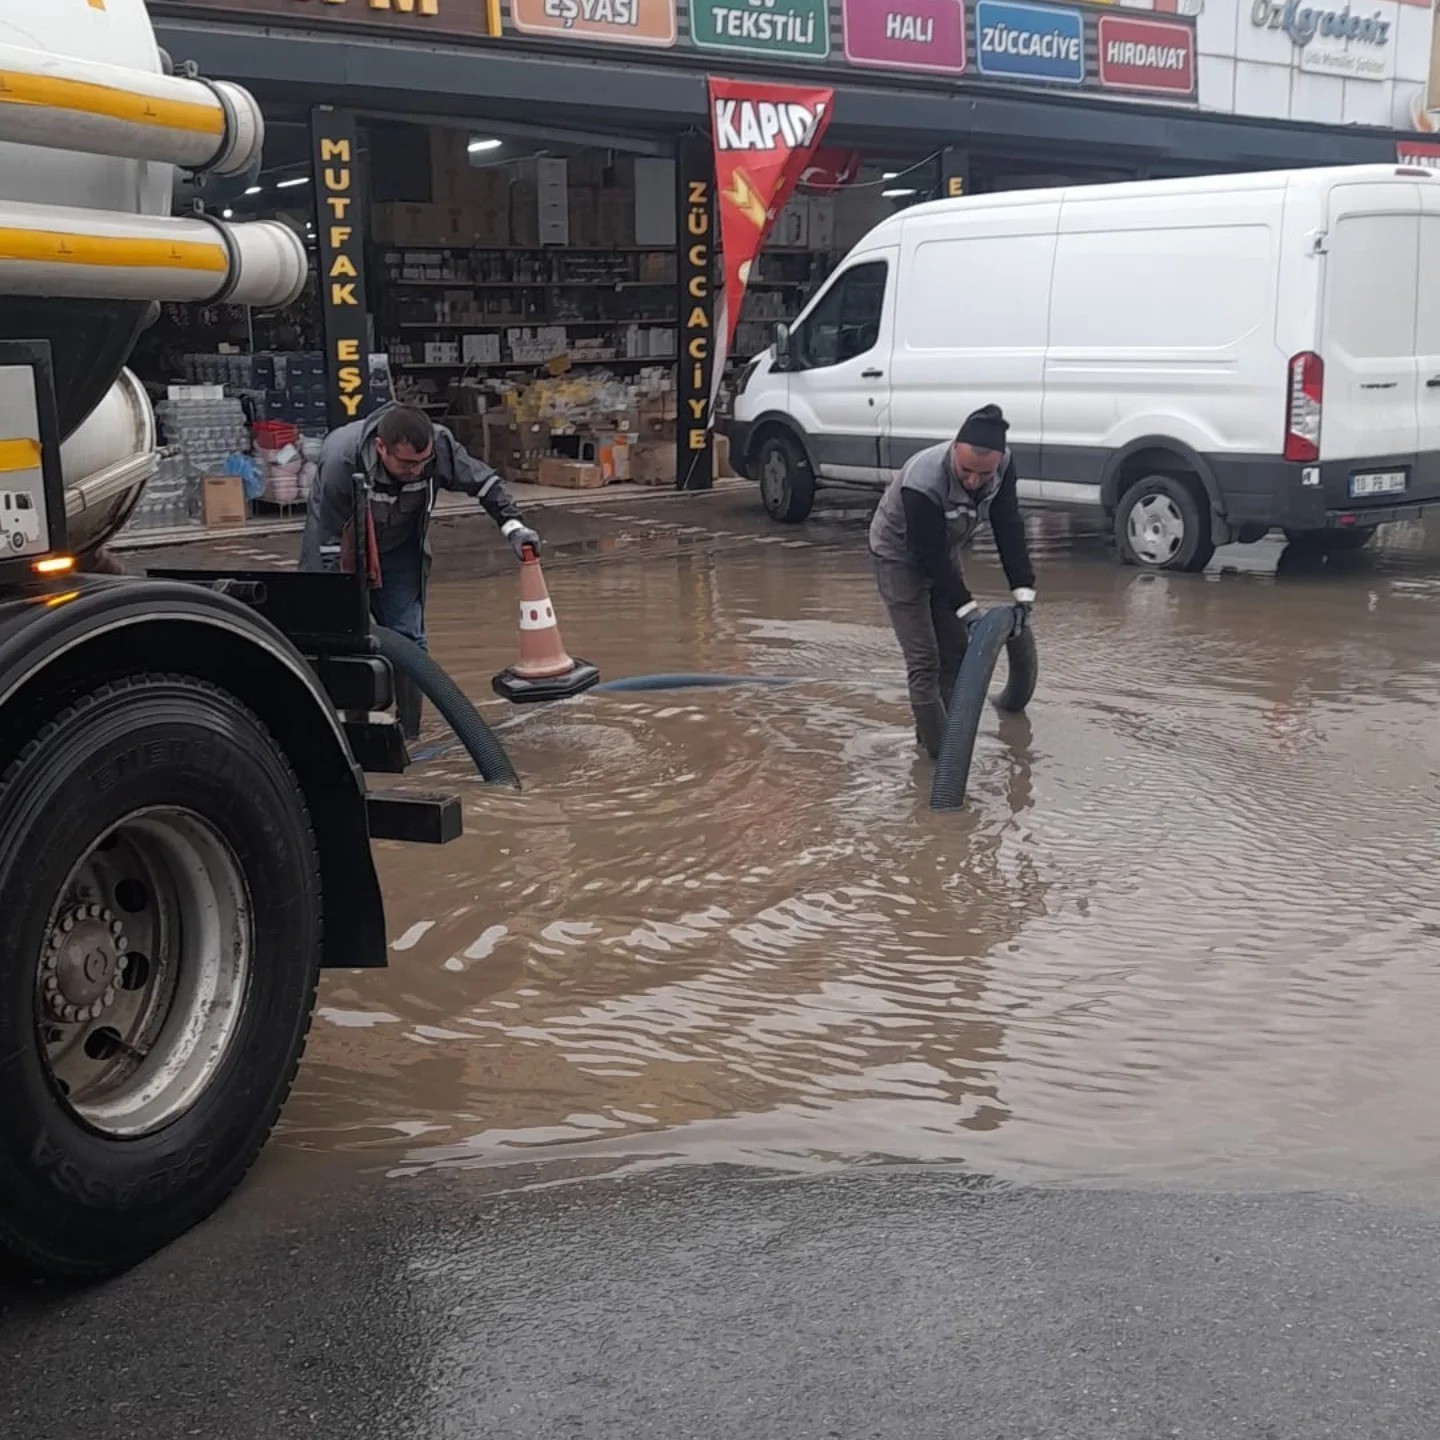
[957,598,979,640]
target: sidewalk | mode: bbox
[111,477,752,552]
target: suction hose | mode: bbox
[373,626,520,789]
[930,607,1038,812]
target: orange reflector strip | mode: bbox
[0,437,40,473]
[33,555,74,576]
[0,227,227,273]
[0,69,223,136]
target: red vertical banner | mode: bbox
[708,78,834,368]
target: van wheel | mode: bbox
[757,432,815,523]
[1116,476,1214,572]
[0,674,321,1278]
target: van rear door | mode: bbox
[1318,182,1421,507]
[1411,185,1440,497]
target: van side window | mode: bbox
[793,261,887,370]
[15,494,31,512]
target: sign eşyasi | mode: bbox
[511,0,678,46]
[1249,0,1395,81]
[691,0,831,59]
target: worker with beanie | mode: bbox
[868,404,1037,758]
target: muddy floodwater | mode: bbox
[260,496,1440,1199]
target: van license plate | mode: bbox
[1350,470,1407,498]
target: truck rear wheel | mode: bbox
[0,674,321,1278]
[1116,475,1215,573]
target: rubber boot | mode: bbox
[395,670,423,741]
[912,700,948,761]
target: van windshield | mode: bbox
[792,261,887,370]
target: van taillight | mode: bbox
[1285,351,1323,463]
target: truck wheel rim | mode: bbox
[1128,494,1185,565]
[760,448,790,510]
[35,807,252,1138]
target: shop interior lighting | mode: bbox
[276,175,310,189]
[882,188,917,199]
[244,185,263,196]
[222,208,233,218]
[468,137,503,153]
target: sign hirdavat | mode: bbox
[311,110,373,428]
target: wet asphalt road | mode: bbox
[10,487,1440,1435]
[5,1166,1440,1439]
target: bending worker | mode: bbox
[300,403,540,734]
[868,404,1037,759]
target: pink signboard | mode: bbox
[843,0,967,74]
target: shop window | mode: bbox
[793,261,888,370]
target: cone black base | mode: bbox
[492,659,601,705]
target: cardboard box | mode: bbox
[201,474,247,527]
[510,182,539,247]
[597,188,634,247]
[714,432,735,478]
[567,187,597,247]
[538,457,606,490]
[628,443,675,487]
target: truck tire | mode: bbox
[0,673,322,1278]
[757,431,815,523]
[1116,475,1215,573]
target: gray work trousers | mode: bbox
[873,553,969,758]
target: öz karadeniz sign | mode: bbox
[1250,0,1395,82]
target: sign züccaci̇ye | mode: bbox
[709,77,834,361]
[511,0,677,46]
[1249,0,1396,82]
[974,0,1084,84]
[1096,14,1195,93]
[843,0,966,73]
[691,0,831,59]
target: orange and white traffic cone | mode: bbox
[492,546,600,704]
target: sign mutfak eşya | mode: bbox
[152,0,500,37]
[312,109,374,429]
[692,0,831,59]
[709,77,834,365]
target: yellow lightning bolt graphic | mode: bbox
[722,167,768,230]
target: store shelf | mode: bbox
[379,245,673,254]
[395,317,676,329]
[394,355,676,371]
[385,278,673,289]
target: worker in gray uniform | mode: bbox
[300,403,540,736]
[869,404,1037,759]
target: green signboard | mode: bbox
[690,0,830,59]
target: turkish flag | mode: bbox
[799,148,862,195]
[708,77,834,361]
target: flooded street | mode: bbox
[235,489,1440,1200]
[13,489,1440,1440]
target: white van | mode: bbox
[0,488,41,552]
[728,164,1440,570]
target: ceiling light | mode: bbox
[222,208,234,219]
[882,188,916,199]
[244,185,262,196]
[276,175,309,189]
[468,137,502,153]
[883,171,900,180]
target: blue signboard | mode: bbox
[974,0,1085,83]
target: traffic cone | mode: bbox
[492,547,601,704]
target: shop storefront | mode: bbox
[123,0,1432,532]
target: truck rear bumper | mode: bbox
[1210,453,1440,531]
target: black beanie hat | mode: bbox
[956,404,1009,453]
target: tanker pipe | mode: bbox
[0,200,306,306]
[0,43,264,176]
[60,368,156,554]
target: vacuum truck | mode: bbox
[0,0,458,1279]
